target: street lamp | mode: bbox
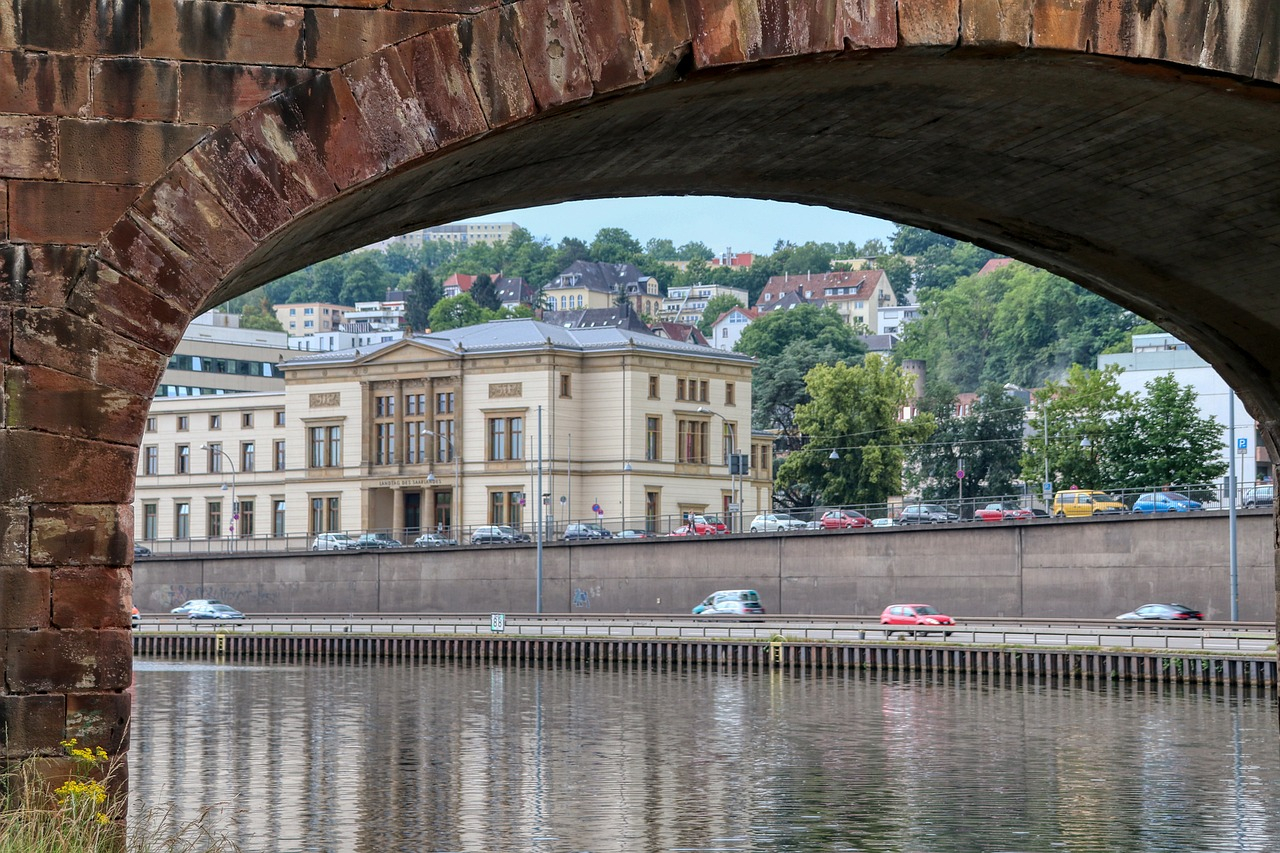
[201,444,237,551]
[423,429,460,537]
[697,406,739,531]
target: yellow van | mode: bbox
[1051,489,1126,517]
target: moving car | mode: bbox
[748,513,807,532]
[880,603,955,635]
[471,525,531,545]
[352,533,403,549]
[170,599,224,615]
[820,509,872,529]
[692,589,765,616]
[311,532,355,551]
[1115,602,1204,621]
[974,502,1035,522]
[412,533,457,547]
[1131,492,1202,513]
[1243,484,1274,508]
[898,504,960,524]
[133,543,152,557]
[188,603,245,620]
[1051,489,1126,517]
[563,523,613,540]
[131,606,140,627]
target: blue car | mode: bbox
[188,603,245,620]
[1131,491,1202,513]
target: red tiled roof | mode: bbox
[977,258,1013,275]
[755,270,887,309]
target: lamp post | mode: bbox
[201,444,237,551]
[697,406,736,531]
[424,429,460,538]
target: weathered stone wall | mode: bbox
[3,0,1280,786]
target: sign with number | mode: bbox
[490,613,506,633]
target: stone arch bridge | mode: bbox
[2,0,1280,776]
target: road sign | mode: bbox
[490,614,506,633]
[592,503,602,515]
[1238,437,1248,450]
[956,469,965,479]
[728,503,741,511]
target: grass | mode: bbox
[1,740,240,853]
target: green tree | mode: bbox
[696,293,745,337]
[1100,373,1227,494]
[751,339,859,439]
[644,238,677,259]
[774,355,935,508]
[427,294,492,331]
[589,228,643,265]
[404,267,440,331]
[771,241,833,275]
[677,241,714,261]
[469,274,501,311]
[890,225,954,256]
[735,303,862,362]
[1021,364,1136,494]
[240,296,284,332]
[911,383,1026,501]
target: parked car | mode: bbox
[471,525,530,545]
[563,523,613,540]
[352,533,403,549]
[188,603,245,620]
[694,515,728,534]
[748,513,807,532]
[692,589,765,616]
[1131,491,1202,513]
[1242,484,1274,508]
[667,525,698,537]
[974,502,1035,522]
[412,533,457,547]
[131,606,140,627]
[311,532,355,551]
[170,599,224,615]
[1115,602,1204,621]
[616,529,654,539]
[880,603,955,634]
[133,543,152,557]
[1051,489,1126,517]
[871,517,898,528]
[820,509,872,529]
[898,504,959,524]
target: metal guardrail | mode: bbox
[134,613,1277,654]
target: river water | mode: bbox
[128,659,1278,852]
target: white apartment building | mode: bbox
[659,283,749,325]
[708,306,757,352]
[159,312,291,397]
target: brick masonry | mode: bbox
[0,0,1279,793]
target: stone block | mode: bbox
[5,627,133,693]
[11,307,166,397]
[0,567,51,630]
[688,0,758,66]
[0,307,8,367]
[182,127,299,241]
[34,505,133,569]
[0,693,65,754]
[757,0,844,58]
[51,567,131,627]
[0,52,91,116]
[899,0,961,47]
[566,0,646,91]
[58,118,209,186]
[178,63,317,126]
[272,73,390,190]
[17,244,88,308]
[5,363,151,446]
[91,58,180,121]
[1030,0,1098,52]
[396,0,501,10]
[0,115,56,179]
[0,504,29,567]
[0,430,137,505]
[340,49,435,168]
[18,0,142,54]
[66,690,131,754]
[303,8,456,69]
[98,212,223,316]
[0,4,14,50]
[395,27,489,148]
[512,0,594,109]
[458,10,537,128]
[624,0,695,79]
[141,0,305,67]
[960,0,1033,46]
[836,0,898,49]
[227,95,339,214]
[7,181,141,246]
[65,258,189,354]
[0,179,6,238]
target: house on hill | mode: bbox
[755,270,897,332]
[542,261,662,317]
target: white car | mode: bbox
[311,532,355,551]
[748,513,808,533]
[170,599,224,615]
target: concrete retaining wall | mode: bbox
[133,512,1277,621]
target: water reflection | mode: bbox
[129,660,1279,853]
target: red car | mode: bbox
[668,526,697,537]
[880,604,956,634]
[820,509,872,529]
[684,515,726,535]
[974,502,1035,522]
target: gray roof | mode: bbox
[545,260,651,293]
[281,318,754,368]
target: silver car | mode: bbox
[748,513,807,532]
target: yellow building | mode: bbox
[542,261,663,318]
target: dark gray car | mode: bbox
[898,504,960,524]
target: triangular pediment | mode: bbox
[354,337,459,366]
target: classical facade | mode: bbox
[133,319,768,549]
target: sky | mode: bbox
[463,196,897,255]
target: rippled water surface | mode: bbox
[129,660,1278,852]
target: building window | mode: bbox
[210,414,221,430]
[676,378,686,401]
[487,416,523,461]
[648,375,659,399]
[488,490,524,526]
[490,490,506,525]
[375,395,395,417]
[677,419,708,464]
[275,410,286,427]
[238,500,254,537]
[700,380,709,402]
[406,393,425,415]
[559,373,571,398]
[144,445,158,475]
[274,440,286,471]
[722,423,737,464]
[725,382,735,406]
[435,419,455,462]
[273,500,286,537]
[242,412,253,428]
[208,501,222,539]
[645,491,659,533]
[309,426,341,468]
[175,502,190,540]
[376,423,396,465]
[436,391,455,414]
[145,417,157,433]
[176,445,190,474]
[646,417,661,461]
[177,416,188,431]
[327,497,340,532]
[207,442,222,473]
[241,442,255,473]
[406,420,426,464]
[143,504,157,540]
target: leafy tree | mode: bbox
[1021,364,1136,494]
[677,241,715,261]
[877,253,914,297]
[890,225,954,256]
[240,296,284,332]
[589,228,643,265]
[337,252,395,305]
[751,339,857,439]
[644,238,677,259]
[911,241,995,297]
[774,355,935,508]
[697,293,745,337]
[771,241,833,275]
[469,274,501,311]
[427,294,491,331]
[735,303,863,362]
[404,267,440,331]
[381,242,420,276]
[1100,373,1227,494]
[910,383,1027,502]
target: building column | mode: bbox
[392,487,405,541]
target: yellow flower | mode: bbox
[96,812,110,825]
